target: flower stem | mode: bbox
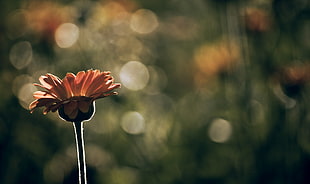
[73,121,87,184]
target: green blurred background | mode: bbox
[1,0,310,183]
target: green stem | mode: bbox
[73,121,87,184]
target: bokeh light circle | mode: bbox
[208,118,232,143]
[55,23,79,48]
[18,83,38,110]
[120,61,149,91]
[9,41,32,70]
[121,111,145,135]
[130,9,158,34]
[12,74,34,96]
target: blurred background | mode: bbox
[0,0,310,183]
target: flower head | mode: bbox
[276,64,310,98]
[194,40,240,86]
[24,1,69,43]
[244,7,271,33]
[29,69,121,122]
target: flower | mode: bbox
[194,39,240,86]
[23,1,70,43]
[244,7,271,33]
[29,69,121,122]
[276,64,310,98]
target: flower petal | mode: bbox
[92,91,118,100]
[40,74,67,100]
[80,70,96,96]
[108,83,121,90]
[33,91,56,99]
[64,73,77,96]
[62,73,75,98]
[64,101,78,117]
[29,98,60,113]
[74,71,86,96]
[38,75,53,89]
[92,82,120,96]
[29,100,39,113]
[78,100,92,113]
[68,108,79,119]
[85,72,111,96]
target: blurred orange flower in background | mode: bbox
[90,0,137,26]
[276,63,310,97]
[244,7,271,32]
[23,1,70,42]
[194,40,240,85]
[29,69,121,121]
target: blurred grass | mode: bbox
[0,0,310,184]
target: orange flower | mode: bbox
[244,7,271,32]
[23,1,70,43]
[276,64,310,97]
[29,69,121,122]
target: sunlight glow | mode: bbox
[12,74,34,96]
[9,41,32,69]
[121,111,145,135]
[18,83,37,110]
[55,23,79,48]
[208,118,232,143]
[130,9,158,34]
[120,61,149,91]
